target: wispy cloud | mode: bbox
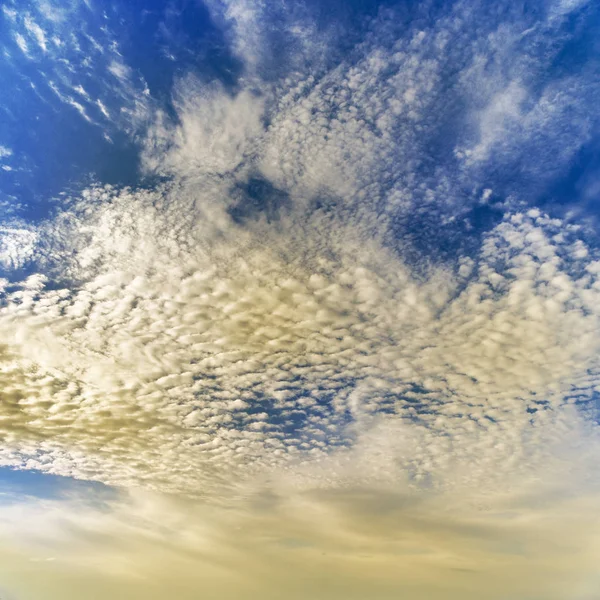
[0,0,599,598]
[24,16,48,52]
[14,32,31,57]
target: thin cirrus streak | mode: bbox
[0,0,599,599]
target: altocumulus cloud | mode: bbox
[0,0,600,599]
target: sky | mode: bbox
[0,0,600,598]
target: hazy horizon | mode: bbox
[0,0,599,598]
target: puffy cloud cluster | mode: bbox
[0,181,598,500]
[0,0,599,598]
[147,0,600,251]
[0,225,38,270]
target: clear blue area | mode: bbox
[0,466,116,504]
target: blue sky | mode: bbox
[0,467,114,503]
[0,0,600,599]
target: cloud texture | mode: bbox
[0,0,600,598]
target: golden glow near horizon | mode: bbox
[0,0,600,598]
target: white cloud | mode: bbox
[0,177,597,506]
[24,15,48,52]
[0,226,38,270]
[0,0,596,511]
[461,81,528,164]
[0,1,599,598]
[203,0,327,77]
[143,79,265,177]
[96,99,110,119]
[107,60,131,81]
[47,81,93,123]
[2,3,152,141]
[14,32,30,57]
[549,0,590,19]
[0,0,596,510]
[2,6,17,22]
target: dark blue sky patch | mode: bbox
[228,176,292,224]
[106,0,243,105]
[537,142,600,234]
